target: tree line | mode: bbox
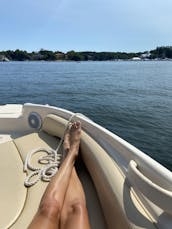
[0,46,172,61]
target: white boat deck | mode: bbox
[0,104,24,143]
[0,104,23,118]
[0,134,12,144]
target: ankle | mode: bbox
[68,148,78,159]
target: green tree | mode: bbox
[38,49,57,60]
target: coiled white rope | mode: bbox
[24,113,78,187]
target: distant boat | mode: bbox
[0,103,172,229]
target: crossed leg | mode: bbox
[28,121,90,229]
[60,168,90,229]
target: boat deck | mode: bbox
[0,134,12,143]
[0,104,22,118]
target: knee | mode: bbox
[38,198,61,220]
[63,200,86,217]
[71,201,86,214]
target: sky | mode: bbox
[0,0,172,52]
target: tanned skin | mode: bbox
[28,121,90,229]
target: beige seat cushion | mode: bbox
[42,114,67,138]
[14,131,59,162]
[0,141,27,229]
[11,131,59,229]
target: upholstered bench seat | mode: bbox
[0,141,26,229]
[0,131,59,229]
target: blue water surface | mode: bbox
[0,61,172,170]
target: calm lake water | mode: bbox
[0,61,172,170]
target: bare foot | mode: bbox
[63,121,81,157]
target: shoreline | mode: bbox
[1,59,172,63]
[1,46,172,62]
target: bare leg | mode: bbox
[28,122,82,229]
[60,168,90,229]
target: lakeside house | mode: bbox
[0,55,9,62]
[131,57,141,61]
[140,52,151,59]
[131,52,151,61]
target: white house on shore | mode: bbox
[140,52,151,59]
[131,57,141,61]
[0,55,9,62]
